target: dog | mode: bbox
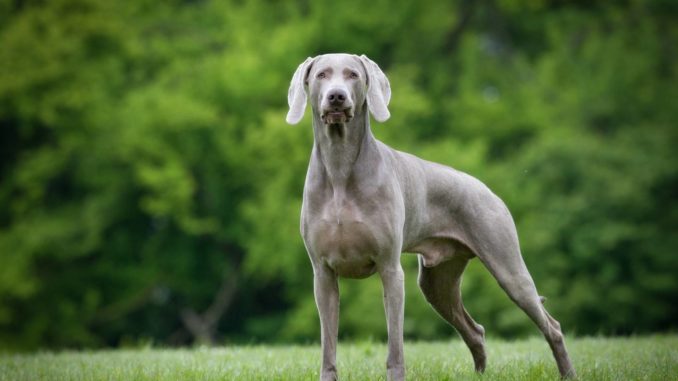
[286,53,576,381]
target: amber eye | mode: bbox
[349,71,359,79]
[317,72,326,79]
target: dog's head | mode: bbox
[286,53,391,125]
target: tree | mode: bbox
[0,0,676,349]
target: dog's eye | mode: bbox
[317,72,326,79]
[349,71,359,79]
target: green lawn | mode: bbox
[1,336,676,381]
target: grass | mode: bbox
[1,335,677,380]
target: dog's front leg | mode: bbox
[379,263,405,381]
[314,265,339,381]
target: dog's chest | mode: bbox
[303,188,397,278]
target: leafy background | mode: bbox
[0,0,676,350]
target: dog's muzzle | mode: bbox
[322,109,353,124]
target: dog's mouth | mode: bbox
[321,109,353,125]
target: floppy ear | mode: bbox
[359,54,391,122]
[286,56,315,125]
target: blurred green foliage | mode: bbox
[0,0,676,350]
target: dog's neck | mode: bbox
[311,103,378,197]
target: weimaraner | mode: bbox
[286,53,576,381]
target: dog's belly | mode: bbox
[406,236,474,267]
[308,219,381,279]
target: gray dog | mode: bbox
[286,53,576,381]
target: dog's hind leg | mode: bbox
[418,255,487,372]
[478,244,576,378]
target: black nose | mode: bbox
[327,89,347,107]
